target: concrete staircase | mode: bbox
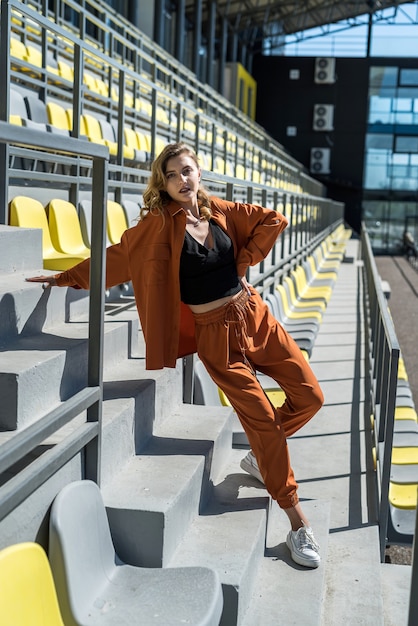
[0,226,412,624]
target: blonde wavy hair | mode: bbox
[141,142,211,222]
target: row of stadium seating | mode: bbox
[387,345,418,538]
[9,195,140,271]
[8,8,307,192]
[9,85,290,186]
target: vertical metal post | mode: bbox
[206,0,216,87]
[85,153,108,484]
[154,0,165,47]
[40,0,48,101]
[183,354,195,404]
[192,0,202,78]
[218,16,228,95]
[175,0,185,64]
[0,0,10,224]
[70,43,83,208]
[366,10,373,58]
[115,69,125,205]
[150,85,157,160]
[408,490,418,625]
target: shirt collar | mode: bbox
[166,200,187,218]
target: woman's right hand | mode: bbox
[26,275,57,288]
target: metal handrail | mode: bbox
[361,226,400,562]
[362,227,418,624]
[0,120,108,520]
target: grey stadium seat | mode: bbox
[49,480,223,626]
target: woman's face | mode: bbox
[164,153,201,209]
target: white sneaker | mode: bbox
[240,450,264,484]
[286,523,321,568]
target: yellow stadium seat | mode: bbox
[107,200,128,245]
[10,37,26,63]
[282,276,326,312]
[0,542,65,626]
[389,483,418,510]
[83,71,98,93]
[25,45,43,68]
[9,114,23,125]
[292,266,333,302]
[392,447,418,464]
[46,102,71,133]
[306,255,337,281]
[82,113,118,157]
[58,60,74,83]
[9,196,88,271]
[276,284,323,322]
[47,199,91,258]
[123,127,148,162]
[65,109,87,137]
[135,130,151,152]
[395,406,417,421]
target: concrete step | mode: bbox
[380,562,411,626]
[241,499,330,626]
[321,526,385,626]
[0,317,134,430]
[102,403,234,568]
[0,225,42,272]
[170,506,268,626]
[102,352,184,447]
[168,447,271,626]
[0,272,89,345]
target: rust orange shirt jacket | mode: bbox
[54,196,288,370]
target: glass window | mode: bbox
[400,69,418,86]
[395,136,418,152]
[398,87,418,99]
[369,67,398,89]
[364,152,391,189]
[392,153,409,165]
[394,112,413,124]
[369,96,391,112]
[365,134,393,150]
[368,96,393,123]
[393,98,412,111]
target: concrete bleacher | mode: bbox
[1,0,416,623]
[0,219,413,623]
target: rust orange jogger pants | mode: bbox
[192,287,324,509]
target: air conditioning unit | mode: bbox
[310,147,331,174]
[314,57,335,84]
[313,104,334,131]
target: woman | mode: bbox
[27,142,323,568]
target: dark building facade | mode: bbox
[253,54,418,253]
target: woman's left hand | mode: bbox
[239,276,252,296]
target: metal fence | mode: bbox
[0,120,108,521]
[361,225,400,562]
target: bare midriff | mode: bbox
[186,289,244,314]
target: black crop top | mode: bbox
[180,221,241,304]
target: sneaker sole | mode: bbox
[286,535,321,569]
[240,457,264,484]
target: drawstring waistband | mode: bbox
[192,289,254,372]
